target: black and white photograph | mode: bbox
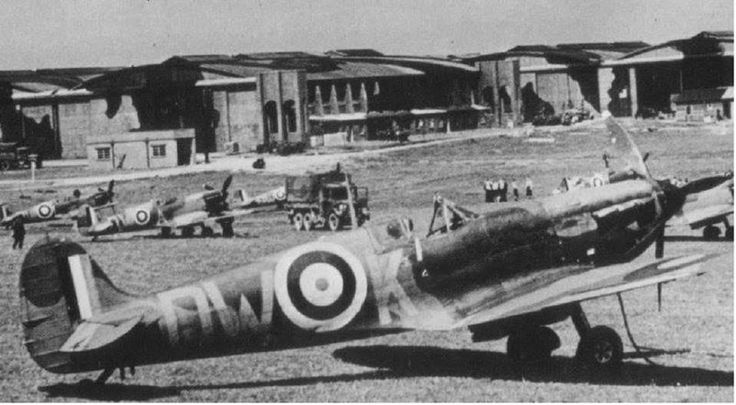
[0,0,733,402]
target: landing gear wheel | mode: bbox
[160,227,172,238]
[201,226,214,237]
[328,212,341,232]
[576,325,623,369]
[222,222,234,238]
[725,226,733,241]
[506,326,560,364]
[293,212,304,231]
[703,225,721,241]
[303,212,313,231]
[182,227,194,237]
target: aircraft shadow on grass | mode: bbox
[40,345,732,401]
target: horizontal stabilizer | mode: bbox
[59,313,143,353]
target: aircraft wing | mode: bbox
[673,205,734,229]
[158,209,256,229]
[461,254,716,328]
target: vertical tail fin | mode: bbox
[75,204,98,229]
[19,238,134,372]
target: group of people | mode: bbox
[484,178,534,203]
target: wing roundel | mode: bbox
[274,242,367,332]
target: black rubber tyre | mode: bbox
[201,226,214,237]
[303,213,313,231]
[506,326,560,364]
[576,325,623,369]
[328,213,341,232]
[0,161,10,172]
[222,222,234,238]
[725,226,733,241]
[293,212,304,231]
[182,227,194,237]
[160,227,172,238]
[703,225,721,241]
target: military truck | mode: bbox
[285,165,370,231]
[0,142,41,172]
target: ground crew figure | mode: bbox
[492,181,501,202]
[525,178,534,198]
[511,180,520,201]
[484,179,493,202]
[11,216,25,250]
[498,179,508,202]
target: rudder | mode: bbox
[19,237,134,373]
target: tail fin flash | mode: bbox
[235,189,252,206]
[0,203,8,222]
[19,238,134,372]
[75,204,97,229]
[603,116,653,181]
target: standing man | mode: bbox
[11,216,25,250]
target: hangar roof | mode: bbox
[605,31,734,66]
[456,41,649,65]
[0,67,123,94]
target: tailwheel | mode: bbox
[703,225,721,241]
[293,212,304,231]
[506,326,560,364]
[201,226,214,237]
[576,325,623,369]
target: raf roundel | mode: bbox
[37,204,53,219]
[135,209,150,225]
[274,242,367,332]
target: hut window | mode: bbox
[152,144,167,157]
[96,147,111,161]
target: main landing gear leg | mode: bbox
[571,303,623,369]
[94,368,114,385]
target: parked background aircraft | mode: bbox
[668,174,733,240]
[18,118,720,384]
[79,176,263,238]
[1,181,114,226]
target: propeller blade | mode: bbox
[222,175,233,194]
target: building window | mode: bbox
[152,144,166,157]
[96,147,111,161]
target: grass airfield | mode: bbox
[0,118,732,401]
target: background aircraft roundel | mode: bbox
[36,203,55,219]
[134,208,151,225]
[274,241,368,332]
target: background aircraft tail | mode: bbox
[75,204,98,230]
[0,203,9,223]
[19,238,134,372]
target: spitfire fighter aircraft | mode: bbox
[1,181,114,227]
[668,174,733,240]
[79,176,258,238]
[19,118,720,384]
[231,185,287,210]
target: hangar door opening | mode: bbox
[635,63,681,116]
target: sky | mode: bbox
[0,0,732,70]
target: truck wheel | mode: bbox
[160,227,172,238]
[328,213,341,231]
[303,212,313,231]
[293,212,304,231]
[201,226,214,237]
[182,227,194,237]
[0,161,9,172]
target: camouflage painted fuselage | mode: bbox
[20,178,684,374]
